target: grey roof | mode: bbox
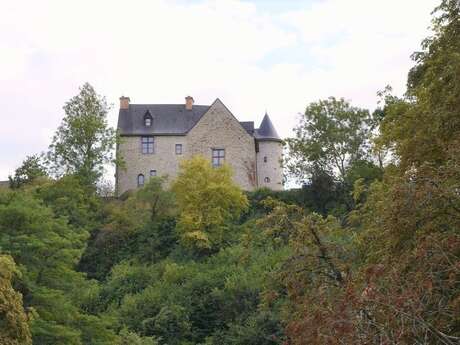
[117,103,281,141]
[240,121,255,134]
[254,113,281,141]
[118,104,210,135]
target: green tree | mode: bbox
[171,156,248,252]
[378,0,460,170]
[0,185,117,344]
[0,254,32,345]
[8,154,47,189]
[268,1,460,343]
[47,83,115,187]
[136,177,176,222]
[286,97,371,182]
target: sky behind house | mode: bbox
[0,0,438,180]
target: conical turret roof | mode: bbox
[254,113,281,141]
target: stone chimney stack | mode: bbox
[120,96,130,109]
[185,96,194,110]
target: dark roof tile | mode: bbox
[118,104,210,135]
[254,113,281,141]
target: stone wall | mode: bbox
[117,135,187,194]
[186,99,257,191]
[256,140,283,190]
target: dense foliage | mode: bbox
[0,2,458,344]
[47,82,116,187]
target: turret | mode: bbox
[255,113,283,190]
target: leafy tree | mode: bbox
[79,178,176,280]
[0,254,32,345]
[119,328,158,345]
[0,185,117,344]
[264,2,460,343]
[8,154,47,189]
[135,177,176,222]
[37,174,100,230]
[47,83,116,187]
[286,97,371,183]
[172,156,248,252]
[378,0,460,170]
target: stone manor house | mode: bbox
[116,96,283,195]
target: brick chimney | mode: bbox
[185,96,194,110]
[120,96,130,109]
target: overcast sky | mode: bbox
[0,0,438,180]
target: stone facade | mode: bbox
[116,98,283,195]
[256,141,283,190]
[186,100,256,190]
[117,135,187,192]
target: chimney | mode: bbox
[120,96,130,109]
[185,96,194,110]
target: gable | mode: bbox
[187,98,254,140]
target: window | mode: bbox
[263,156,268,163]
[264,177,270,183]
[175,144,183,155]
[212,149,225,167]
[144,111,153,127]
[150,169,157,177]
[137,174,145,187]
[141,137,154,154]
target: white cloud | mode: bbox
[0,0,437,179]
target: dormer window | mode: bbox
[144,111,153,127]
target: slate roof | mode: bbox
[254,113,281,141]
[117,103,281,141]
[118,104,210,136]
[240,121,255,134]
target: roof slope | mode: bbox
[118,104,210,135]
[254,113,281,141]
[117,103,280,141]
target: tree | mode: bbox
[0,185,117,344]
[286,97,371,183]
[8,154,47,189]
[78,178,176,280]
[171,156,248,252]
[0,254,32,345]
[378,0,460,171]
[136,177,176,222]
[47,83,115,187]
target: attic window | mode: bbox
[144,111,153,127]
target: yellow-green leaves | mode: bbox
[0,254,32,345]
[172,156,248,252]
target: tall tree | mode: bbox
[286,97,371,183]
[172,156,248,252]
[47,83,115,187]
[378,0,460,170]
